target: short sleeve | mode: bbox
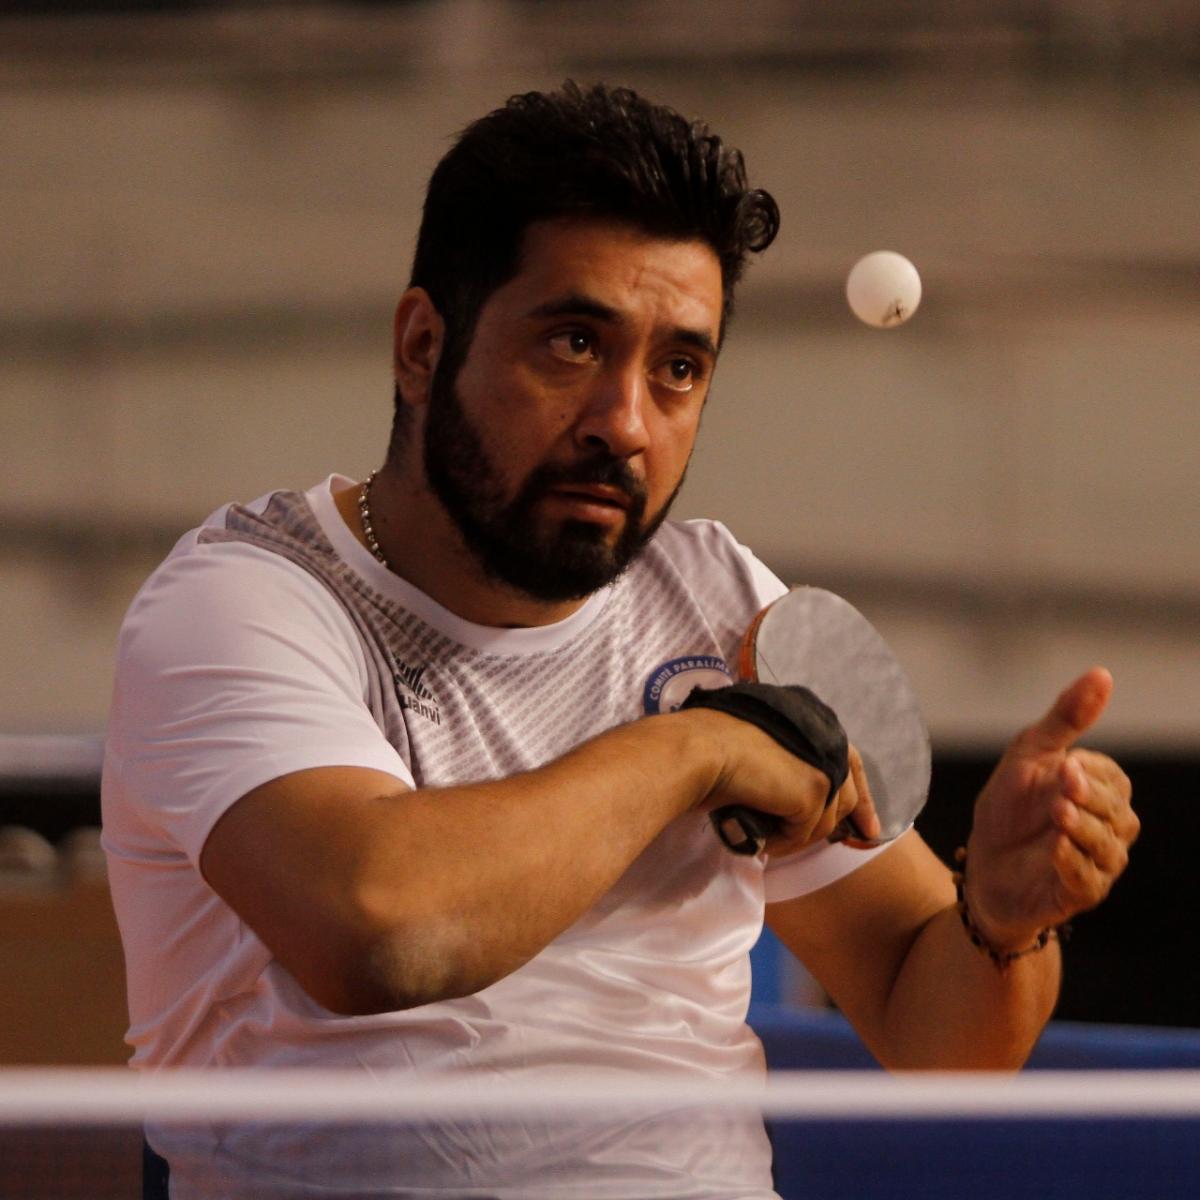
[104,541,413,865]
[762,838,892,903]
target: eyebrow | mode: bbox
[524,292,719,359]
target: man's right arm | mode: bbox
[113,545,861,1016]
[199,708,857,1016]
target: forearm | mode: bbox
[767,834,1061,1073]
[770,669,1135,1073]
[207,709,726,1015]
[206,697,842,1016]
[353,713,722,1009]
[874,903,1061,1070]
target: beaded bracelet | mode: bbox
[952,846,1068,969]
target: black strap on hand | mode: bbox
[679,681,850,855]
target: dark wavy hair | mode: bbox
[392,82,779,451]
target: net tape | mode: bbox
[5,1068,1200,1126]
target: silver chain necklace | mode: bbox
[358,470,391,570]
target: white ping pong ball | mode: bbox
[845,250,922,328]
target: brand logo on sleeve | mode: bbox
[642,655,731,715]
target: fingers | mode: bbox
[832,745,882,847]
[1012,667,1113,756]
[1044,749,1137,916]
[762,775,850,856]
[706,718,880,857]
[1054,795,1131,879]
[970,692,1136,935]
[1052,750,1138,859]
[759,749,868,856]
[1059,750,1139,841]
[1049,830,1122,915]
[827,764,863,837]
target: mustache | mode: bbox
[525,455,648,508]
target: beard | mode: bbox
[422,367,683,604]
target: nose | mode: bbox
[573,367,650,459]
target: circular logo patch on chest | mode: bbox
[642,655,732,715]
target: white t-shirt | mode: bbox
[102,476,888,1198]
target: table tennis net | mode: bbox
[3,1067,1200,1199]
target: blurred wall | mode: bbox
[2,0,1198,751]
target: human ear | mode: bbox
[393,288,445,408]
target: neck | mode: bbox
[334,466,591,629]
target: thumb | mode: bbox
[1012,667,1113,755]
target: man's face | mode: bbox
[422,218,724,603]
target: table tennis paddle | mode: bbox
[704,586,930,856]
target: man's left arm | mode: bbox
[765,667,1138,1070]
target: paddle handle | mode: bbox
[709,805,782,856]
[711,804,865,855]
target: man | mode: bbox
[102,83,1137,1198]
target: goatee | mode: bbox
[422,372,681,603]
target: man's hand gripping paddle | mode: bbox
[683,587,931,856]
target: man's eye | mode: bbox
[652,357,700,392]
[547,330,596,361]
